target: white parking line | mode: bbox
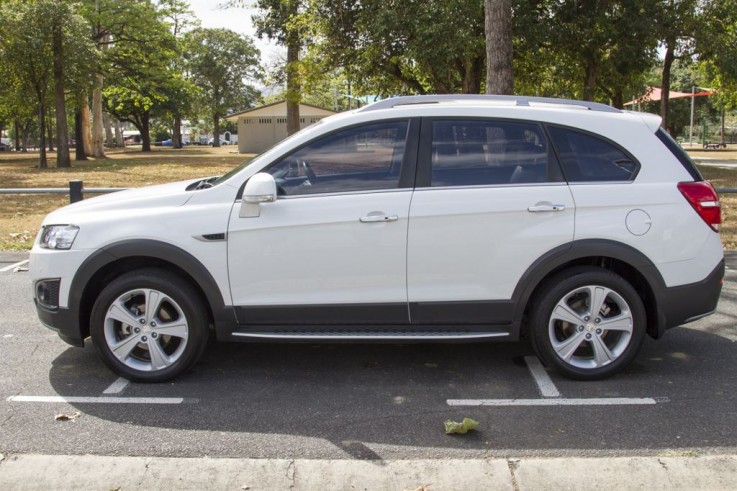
[102,377,130,395]
[447,398,662,406]
[7,395,184,404]
[524,356,560,397]
[0,260,29,272]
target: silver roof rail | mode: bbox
[358,95,621,113]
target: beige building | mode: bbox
[225,101,336,154]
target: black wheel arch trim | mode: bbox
[511,239,669,338]
[67,239,236,343]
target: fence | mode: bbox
[0,180,735,205]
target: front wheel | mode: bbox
[529,267,646,380]
[90,269,209,382]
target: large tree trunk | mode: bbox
[14,120,20,151]
[140,113,152,152]
[115,119,125,147]
[286,28,301,136]
[173,116,183,148]
[47,116,54,152]
[103,112,114,147]
[660,41,675,130]
[53,20,71,168]
[81,98,93,156]
[582,61,598,101]
[485,0,514,95]
[37,103,48,169]
[74,107,87,161]
[92,74,106,158]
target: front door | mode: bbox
[227,119,417,326]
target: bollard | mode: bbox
[69,180,83,203]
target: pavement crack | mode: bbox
[507,459,521,491]
[658,458,668,470]
[286,459,296,489]
[137,458,153,487]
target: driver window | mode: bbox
[266,121,408,196]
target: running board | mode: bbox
[229,328,510,341]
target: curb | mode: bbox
[1,454,737,490]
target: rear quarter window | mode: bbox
[655,128,703,181]
[547,126,640,182]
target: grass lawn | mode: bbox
[1,145,736,250]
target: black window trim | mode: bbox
[236,117,420,200]
[415,116,566,188]
[655,128,703,181]
[544,122,642,183]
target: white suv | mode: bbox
[30,95,724,382]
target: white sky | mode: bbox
[186,0,282,63]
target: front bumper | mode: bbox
[35,301,85,347]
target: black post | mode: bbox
[69,180,83,203]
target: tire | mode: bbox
[528,267,646,380]
[90,269,210,382]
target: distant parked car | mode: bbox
[161,139,174,146]
[0,142,9,151]
[208,138,230,146]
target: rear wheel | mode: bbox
[90,269,209,382]
[529,267,646,380]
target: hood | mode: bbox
[43,179,200,224]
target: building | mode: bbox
[225,101,336,154]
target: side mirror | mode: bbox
[240,173,276,218]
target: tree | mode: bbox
[485,0,513,94]
[182,28,260,146]
[253,0,304,135]
[309,0,486,95]
[104,15,179,152]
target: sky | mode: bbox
[186,0,281,62]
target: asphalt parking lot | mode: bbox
[1,253,736,460]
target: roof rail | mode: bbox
[358,95,621,113]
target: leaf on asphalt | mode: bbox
[444,417,479,435]
[54,411,81,422]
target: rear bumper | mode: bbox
[658,258,724,336]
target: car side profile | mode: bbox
[30,95,724,382]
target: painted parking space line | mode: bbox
[524,356,560,398]
[7,395,187,404]
[0,260,29,272]
[447,397,663,406]
[446,355,666,407]
[102,377,130,395]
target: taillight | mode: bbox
[677,181,721,232]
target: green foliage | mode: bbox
[182,28,261,135]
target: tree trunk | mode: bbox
[47,116,54,152]
[173,116,183,148]
[213,104,221,147]
[92,74,106,158]
[81,98,93,156]
[37,103,48,169]
[286,28,301,135]
[14,121,20,151]
[660,41,675,130]
[53,20,71,168]
[140,113,152,152]
[115,119,124,147]
[74,107,88,161]
[485,0,514,95]
[103,112,114,147]
[582,61,598,101]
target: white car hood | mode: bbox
[42,179,199,224]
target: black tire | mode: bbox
[528,266,646,380]
[90,269,209,382]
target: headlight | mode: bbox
[39,225,79,250]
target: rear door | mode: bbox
[406,118,575,325]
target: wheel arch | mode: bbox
[70,240,233,341]
[513,239,666,339]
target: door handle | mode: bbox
[359,214,399,223]
[528,204,566,212]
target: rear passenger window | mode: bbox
[430,120,554,187]
[547,126,639,182]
